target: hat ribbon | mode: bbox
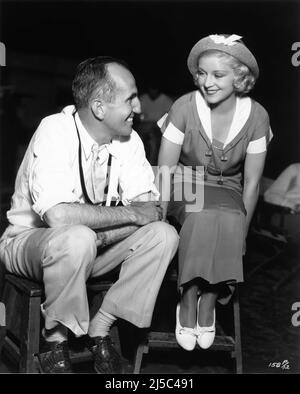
[209,34,242,46]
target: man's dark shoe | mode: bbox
[88,336,124,374]
[37,340,72,373]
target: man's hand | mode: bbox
[130,201,163,225]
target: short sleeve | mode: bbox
[246,104,272,154]
[157,97,187,145]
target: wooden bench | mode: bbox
[0,271,121,373]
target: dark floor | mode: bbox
[0,224,300,374]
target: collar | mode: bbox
[195,91,251,147]
[74,111,99,160]
[61,105,116,160]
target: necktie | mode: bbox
[90,144,109,204]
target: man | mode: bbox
[0,57,179,373]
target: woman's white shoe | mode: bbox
[196,297,216,349]
[175,303,197,351]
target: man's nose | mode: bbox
[132,97,141,114]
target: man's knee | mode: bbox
[149,221,179,248]
[287,163,300,175]
[45,225,97,268]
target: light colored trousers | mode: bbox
[0,222,179,337]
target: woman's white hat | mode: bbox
[187,34,259,79]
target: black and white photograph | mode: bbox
[0,0,299,378]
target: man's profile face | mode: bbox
[102,63,141,138]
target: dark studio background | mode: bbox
[0,0,300,374]
[0,0,300,187]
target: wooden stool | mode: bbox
[0,272,120,373]
[133,270,243,374]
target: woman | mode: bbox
[156,34,272,351]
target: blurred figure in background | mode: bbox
[262,164,300,244]
[135,81,173,165]
[264,163,300,211]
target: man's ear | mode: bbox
[91,99,105,120]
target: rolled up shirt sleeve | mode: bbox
[29,118,80,219]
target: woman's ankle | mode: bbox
[198,293,217,326]
[179,296,197,328]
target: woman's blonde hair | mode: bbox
[195,50,256,95]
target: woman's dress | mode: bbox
[159,90,271,302]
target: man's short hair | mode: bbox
[72,56,130,109]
